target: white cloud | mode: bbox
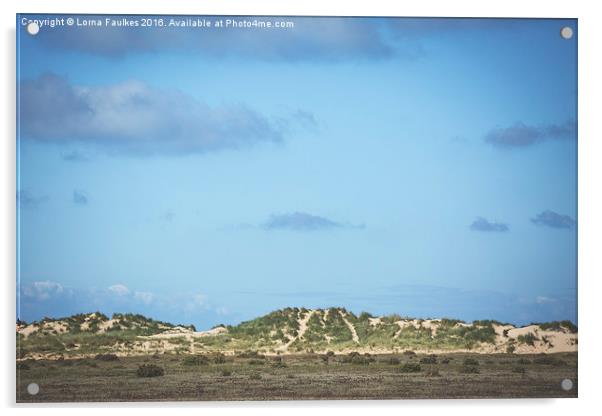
[134,291,154,305]
[108,284,130,296]
[21,74,284,156]
[22,280,64,300]
[216,306,230,316]
[536,296,557,305]
[193,293,208,306]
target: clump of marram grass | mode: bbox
[517,332,538,346]
[398,362,421,373]
[136,364,164,377]
[181,355,210,366]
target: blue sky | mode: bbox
[17,16,577,329]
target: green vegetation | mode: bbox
[399,362,421,373]
[249,372,262,380]
[16,308,578,359]
[420,354,438,364]
[533,355,566,366]
[16,352,578,402]
[517,332,539,346]
[463,358,479,366]
[460,365,480,374]
[136,364,164,377]
[534,321,578,334]
[95,353,119,361]
[181,355,210,366]
[512,366,526,375]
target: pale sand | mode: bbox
[17,310,577,359]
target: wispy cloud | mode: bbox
[73,190,88,205]
[469,217,509,232]
[107,284,130,297]
[535,296,557,305]
[21,280,64,300]
[37,17,396,62]
[31,16,526,62]
[17,190,49,208]
[262,212,361,231]
[62,150,90,162]
[159,211,175,223]
[20,73,289,156]
[484,120,576,148]
[134,291,154,305]
[531,210,576,229]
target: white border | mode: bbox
[2,1,601,415]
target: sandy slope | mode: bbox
[17,310,577,359]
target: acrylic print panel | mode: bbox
[16,14,577,402]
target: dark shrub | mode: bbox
[136,364,164,377]
[517,332,538,346]
[463,358,479,366]
[181,355,210,366]
[506,345,516,354]
[517,358,531,365]
[237,350,265,359]
[535,320,577,334]
[460,365,480,374]
[399,363,421,373]
[533,355,566,366]
[425,367,441,377]
[403,350,416,356]
[512,366,526,375]
[420,355,438,364]
[441,358,451,364]
[249,372,262,380]
[248,359,264,365]
[351,355,371,365]
[272,361,287,368]
[221,369,232,376]
[213,353,226,364]
[385,357,401,365]
[95,353,119,361]
[17,361,30,370]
